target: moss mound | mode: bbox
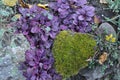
[52,30,96,79]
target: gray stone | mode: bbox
[0,27,30,80]
[0,54,12,67]
[96,22,116,37]
[77,66,114,80]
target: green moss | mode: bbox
[52,30,96,79]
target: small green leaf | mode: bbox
[48,13,53,20]
[45,26,51,33]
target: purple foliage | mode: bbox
[24,49,61,80]
[15,5,61,80]
[16,5,58,48]
[14,0,95,80]
[49,0,95,32]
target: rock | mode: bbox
[0,54,12,67]
[0,27,30,80]
[96,22,116,37]
[77,66,114,80]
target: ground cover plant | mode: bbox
[0,0,120,80]
[52,30,96,79]
[11,0,96,80]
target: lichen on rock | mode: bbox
[52,30,96,79]
[2,0,17,6]
[0,27,30,80]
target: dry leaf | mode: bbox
[94,15,100,24]
[37,4,48,10]
[99,52,108,64]
[86,57,92,62]
[14,14,21,19]
[18,0,29,8]
[100,0,107,4]
[18,0,48,9]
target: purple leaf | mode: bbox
[49,31,57,39]
[28,61,36,66]
[44,42,51,48]
[60,25,68,30]
[41,34,48,41]
[31,26,39,33]
[26,68,34,78]
[78,15,84,21]
[39,63,43,68]
[31,75,36,80]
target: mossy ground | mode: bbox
[52,30,96,79]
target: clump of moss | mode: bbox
[52,30,96,79]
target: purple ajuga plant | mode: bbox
[15,5,62,80]
[13,0,95,80]
[49,0,95,32]
[24,49,61,80]
[16,5,59,48]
